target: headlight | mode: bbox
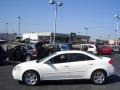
[14,66,22,71]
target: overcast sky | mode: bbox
[0,0,120,40]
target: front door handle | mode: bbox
[88,63,93,65]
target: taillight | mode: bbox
[32,51,37,55]
[108,59,113,64]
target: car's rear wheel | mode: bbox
[91,70,107,85]
[23,71,40,86]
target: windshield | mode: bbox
[36,52,57,63]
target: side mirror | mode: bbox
[45,60,52,64]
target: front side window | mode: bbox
[69,53,94,62]
[49,54,68,64]
[61,46,68,50]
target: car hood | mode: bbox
[16,60,39,67]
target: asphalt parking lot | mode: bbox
[0,54,120,90]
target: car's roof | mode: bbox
[56,50,89,54]
[73,44,96,46]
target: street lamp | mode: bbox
[50,0,63,44]
[5,23,8,34]
[84,27,88,36]
[77,32,80,35]
[114,15,120,46]
[18,16,21,36]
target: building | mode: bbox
[109,40,120,45]
[22,32,91,44]
[0,33,17,41]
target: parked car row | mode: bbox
[1,43,120,62]
[0,43,73,62]
[72,44,120,55]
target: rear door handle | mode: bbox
[64,65,69,67]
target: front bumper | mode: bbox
[12,70,23,81]
[107,65,115,77]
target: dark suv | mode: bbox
[6,44,37,61]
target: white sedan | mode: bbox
[12,50,114,86]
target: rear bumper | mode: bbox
[107,65,115,77]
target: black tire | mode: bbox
[23,71,40,86]
[18,80,24,84]
[25,55,32,61]
[91,70,107,85]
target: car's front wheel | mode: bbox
[91,70,107,85]
[23,71,40,86]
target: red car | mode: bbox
[97,46,113,55]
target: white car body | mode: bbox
[87,44,97,54]
[73,44,97,54]
[12,50,114,84]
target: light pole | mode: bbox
[5,22,8,40]
[18,16,21,36]
[114,15,120,46]
[6,23,8,34]
[115,29,117,45]
[84,27,88,43]
[50,0,63,44]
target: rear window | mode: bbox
[69,53,94,62]
[27,45,34,50]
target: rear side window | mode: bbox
[69,53,94,62]
[88,45,94,48]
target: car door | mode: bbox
[67,53,95,79]
[41,54,70,80]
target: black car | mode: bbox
[6,42,51,62]
[0,45,6,61]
